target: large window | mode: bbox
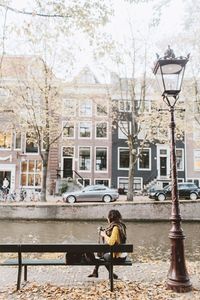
[193,120,200,140]
[79,100,92,116]
[62,122,75,138]
[96,103,108,116]
[14,132,22,150]
[119,100,131,112]
[135,99,151,113]
[194,150,200,171]
[63,99,76,116]
[118,121,129,139]
[0,131,11,149]
[21,160,42,187]
[138,148,151,170]
[25,133,38,153]
[96,122,107,138]
[176,149,184,171]
[96,147,107,171]
[118,148,129,169]
[118,177,142,191]
[138,123,150,140]
[79,122,92,138]
[79,147,91,171]
[95,179,109,186]
[193,100,200,114]
[63,147,74,157]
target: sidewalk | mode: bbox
[0,261,199,299]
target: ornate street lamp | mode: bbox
[153,46,192,292]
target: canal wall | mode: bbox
[0,200,200,221]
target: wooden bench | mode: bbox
[0,243,133,292]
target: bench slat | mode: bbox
[19,244,133,253]
[1,257,132,266]
[0,243,133,253]
[0,244,19,252]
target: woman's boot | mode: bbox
[88,266,99,278]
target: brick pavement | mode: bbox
[0,262,200,299]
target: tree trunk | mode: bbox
[127,151,135,201]
[40,151,49,202]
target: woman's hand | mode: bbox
[100,230,107,238]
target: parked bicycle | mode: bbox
[29,189,41,201]
[0,187,9,201]
[19,188,27,201]
[7,191,17,201]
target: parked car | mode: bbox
[148,182,200,201]
[62,184,119,203]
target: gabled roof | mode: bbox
[72,66,99,84]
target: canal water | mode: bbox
[0,220,199,262]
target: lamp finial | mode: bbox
[164,45,175,59]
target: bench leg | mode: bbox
[109,263,114,292]
[17,264,22,290]
[24,265,27,281]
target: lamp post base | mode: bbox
[167,232,192,293]
[167,279,192,293]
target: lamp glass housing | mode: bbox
[153,58,188,97]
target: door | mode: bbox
[160,157,167,176]
[63,158,73,178]
[157,146,170,178]
[0,171,11,188]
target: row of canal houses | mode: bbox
[0,56,200,195]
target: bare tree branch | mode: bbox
[0,4,71,18]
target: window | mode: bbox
[77,178,90,186]
[79,100,92,116]
[79,122,91,138]
[63,147,74,157]
[118,177,142,191]
[63,99,76,116]
[138,123,149,140]
[176,149,184,171]
[0,88,9,99]
[14,132,22,150]
[118,148,129,169]
[96,147,107,171]
[96,103,107,116]
[0,88,9,105]
[118,121,129,139]
[194,150,200,171]
[0,131,12,149]
[138,148,151,170]
[96,122,107,138]
[95,179,109,186]
[135,99,151,113]
[25,133,38,153]
[62,122,75,138]
[193,100,200,114]
[193,120,200,140]
[79,147,91,171]
[21,160,42,187]
[187,178,200,187]
[119,100,131,112]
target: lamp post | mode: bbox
[153,46,192,292]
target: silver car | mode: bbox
[62,185,119,203]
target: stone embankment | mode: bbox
[0,196,200,221]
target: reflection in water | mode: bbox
[0,220,199,261]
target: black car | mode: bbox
[148,182,200,201]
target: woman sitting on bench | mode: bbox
[88,209,127,279]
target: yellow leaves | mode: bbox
[1,261,200,299]
[0,279,193,300]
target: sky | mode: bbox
[0,0,187,80]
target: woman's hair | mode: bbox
[108,210,122,223]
